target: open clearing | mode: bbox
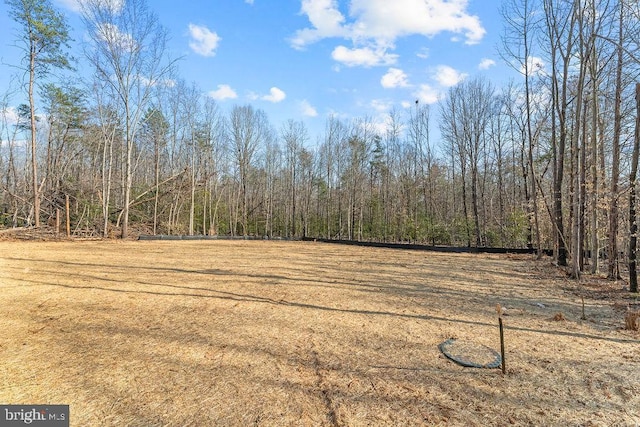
[0,240,638,426]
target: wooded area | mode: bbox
[1,0,640,285]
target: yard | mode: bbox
[0,239,638,426]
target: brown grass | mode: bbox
[0,240,639,426]
[625,311,640,331]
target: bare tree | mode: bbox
[90,78,120,237]
[440,76,495,247]
[139,105,168,234]
[177,82,202,236]
[0,90,24,226]
[500,0,542,254]
[607,0,625,279]
[6,0,71,227]
[281,119,308,237]
[382,110,403,242]
[229,105,268,235]
[200,97,226,236]
[568,0,592,279]
[408,101,434,242]
[319,116,348,239]
[542,0,578,267]
[81,0,175,238]
[629,83,640,293]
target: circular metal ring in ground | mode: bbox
[438,338,502,369]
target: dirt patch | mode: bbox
[0,240,638,426]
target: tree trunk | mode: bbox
[521,0,540,256]
[102,130,113,238]
[461,163,471,248]
[471,163,481,247]
[590,44,599,273]
[579,98,588,272]
[608,3,624,279]
[189,164,196,236]
[121,106,132,239]
[29,46,40,227]
[153,135,160,235]
[629,83,640,293]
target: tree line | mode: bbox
[2,0,640,289]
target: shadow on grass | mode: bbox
[5,256,571,315]
[13,274,640,345]
[4,246,639,425]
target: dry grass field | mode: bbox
[0,239,639,426]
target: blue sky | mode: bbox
[0,0,514,144]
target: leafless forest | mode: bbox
[2,0,640,285]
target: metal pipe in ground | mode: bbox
[499,316,505,375]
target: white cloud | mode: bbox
[55,0,82,12]
[300,100,318,117]
[370,115,394,136]
[245,0,254,4]
[262,87,286,103]
[414,84,442,104]
[478,58,496,70]
[370,99,393,113]
[188,24,221,57]
[140,77,176,88]
[350,0,484,44]
[0,138,28,149]
[96,23,137,51]
[416,48,430,59]
[331,45,397,67]
[290,0,347,49]
[56,0,124,13]
[1,106,19,126]
[56,0,125,13]
[0,106,27,147]
[208,84,237,101]
[521,55,545,76]
[381,68,409,88]
[291,0,486,63]
[433,65,467,87]
[100,0,124,13]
